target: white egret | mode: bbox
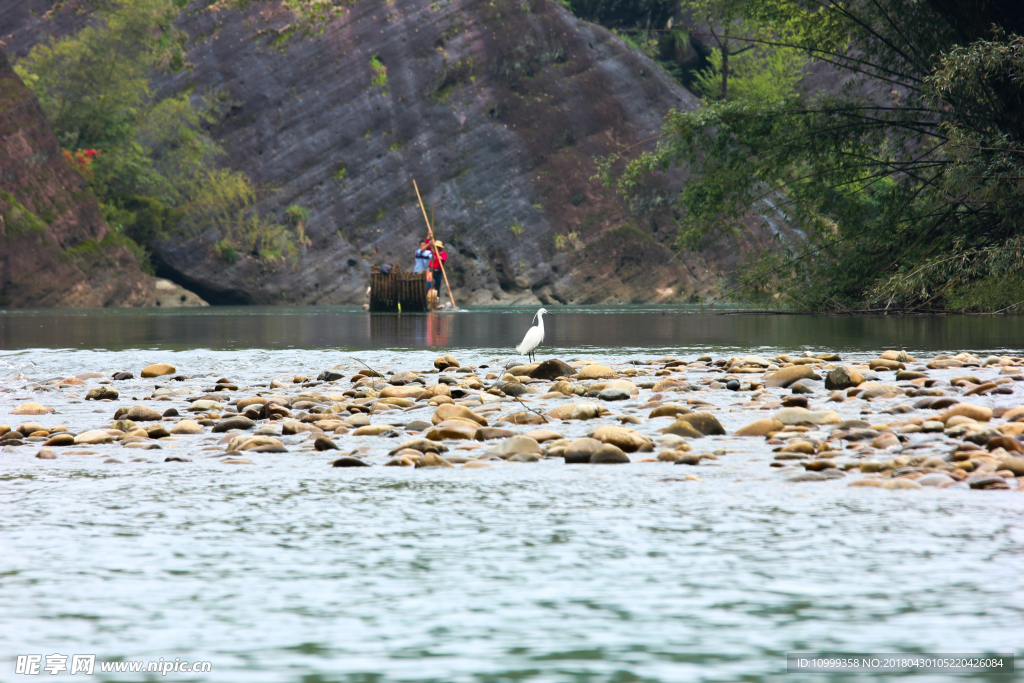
[515,307,550,363]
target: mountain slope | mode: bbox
[4,0,775,305]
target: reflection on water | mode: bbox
[1,305,1023,353]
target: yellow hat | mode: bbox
[433,240,444,249]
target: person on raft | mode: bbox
[413,238,433,274]
[428,240,448,290]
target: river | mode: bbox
[1,306,1021,682]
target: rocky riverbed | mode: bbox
[5,350,1024,491]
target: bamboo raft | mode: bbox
[368,265,430,312]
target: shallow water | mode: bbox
[1,309,1023,682]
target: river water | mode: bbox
[1,306,1022,682]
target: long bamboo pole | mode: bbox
[413,180,457,311]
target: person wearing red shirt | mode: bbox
[428,240,447,291]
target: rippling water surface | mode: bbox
[1,308,1023,682]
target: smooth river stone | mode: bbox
[590,444,630,464]
[660,420,703,438]
[170,420,203,435]
[734,418,784,437]
[598,388,630,401]
[188,400,223,413]
[415,453,454,468]
[998,458,1024,476]
[765,365,820,388]
[649,403,692,419]
[939,403,993,423]
[673,412,726,436]
[562,437,602,464]
[126,405,163,422]
[331,456,369,467]
[389,438,447,454]
[43,433,75,447]
[575,365,617,380]
[486,435,542,458]
[547,402,602,420]
[475,427,516,441]
[141,363,176,378]
[352,424,397,436]
[212,416,255,433]
[11,402,52,415]
[74,430,113,445]
[432,403,488,426]
[425,420,478,440]
[379,385,424,399]
[525,429,563,443]
[773,407,841,425]
[433,354,460,370]
[591,425,653,453]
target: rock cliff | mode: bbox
[0,48,206,308]
[4,0,775,306]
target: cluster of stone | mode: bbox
[4,352,1023,490]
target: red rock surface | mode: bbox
[0,49,202,307]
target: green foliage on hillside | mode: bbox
[15,0,304,267]
[608,0,1024,312]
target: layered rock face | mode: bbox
[5,0,775,305]
[0,49,205,308]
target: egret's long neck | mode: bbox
[536,313,545,334]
